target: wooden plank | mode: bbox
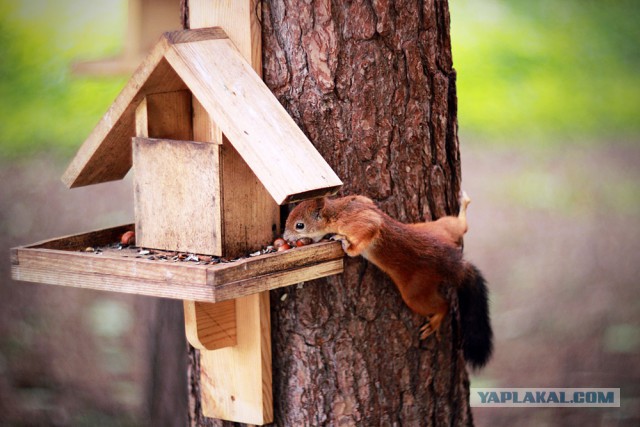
[146,90,193,140]
[15,248,208,286]
[29,224,134,251]
[192,95,222,145]
[188,0,262,74]
[11,254,342,305]
[10,229,344,303]
[192,96,222,254]
[186,9,273,424]
[210,241,344,285]
[133,137,221,254]
[182,96,229,355]
[184,299,237,350]
[220,138,279,258]
[164,27,228,45]
[164,38,343,204]
[214,259,344,302]
[200,292,272,425]
[11,265,215,302]
[135,97,149,137]
[62,29,228,188]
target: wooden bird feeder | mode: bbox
[11,4,344,424]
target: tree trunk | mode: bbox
[186,1,472,425]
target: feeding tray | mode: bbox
[10,224,344,303]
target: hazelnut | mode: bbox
[277,243,292,252]
[121,231,135,246]
[295,238,312,247]
[273,237,287,248]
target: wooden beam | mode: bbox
[186,4,274,422]
[188,0,262,74]
[135,97,149,137]
[200,292,273,425]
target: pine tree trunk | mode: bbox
[186,1,472,425]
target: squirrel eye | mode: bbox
[295,222,305,230]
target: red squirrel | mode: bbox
[283,193,493,369]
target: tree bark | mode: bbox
[186,1,472,425]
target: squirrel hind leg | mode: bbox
[419,310,446,340]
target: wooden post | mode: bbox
[184,1,276,424]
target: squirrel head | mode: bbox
[283,197,329,243]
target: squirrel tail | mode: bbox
[457,263,493,369]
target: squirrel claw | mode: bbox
[419,322,433,340]
[330,234,351,253]
[419,320,440,340]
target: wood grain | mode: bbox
[184,299,237,350]
[184,8,274,423]
[10,228,343,303]
[200,292,273,425]
[133,137,222,255]
[64,27,342,203]
[135,97,149,137]
[62,29,227,188]
[188,0,262,74]
[146,90,193,140]
[165,38,343,204]
[183,96,228,357]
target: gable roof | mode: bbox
[62,28,342,205]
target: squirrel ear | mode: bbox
[312,197,326,220]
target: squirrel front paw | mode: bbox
[330,234,351,253]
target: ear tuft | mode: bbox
[311,197,326,221]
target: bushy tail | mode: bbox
[458,263,493,369]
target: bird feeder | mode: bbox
[11,6,344,424]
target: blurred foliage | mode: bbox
[0,0,127,158]
[0,0,639,158]
[450,0,640,144]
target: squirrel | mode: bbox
[283,193,493,369]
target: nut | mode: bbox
[295,238,313,247]
[277,243,292,252]
[273,237,287,248]
[121,231,135,246]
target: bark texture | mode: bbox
[187,1,471,425]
